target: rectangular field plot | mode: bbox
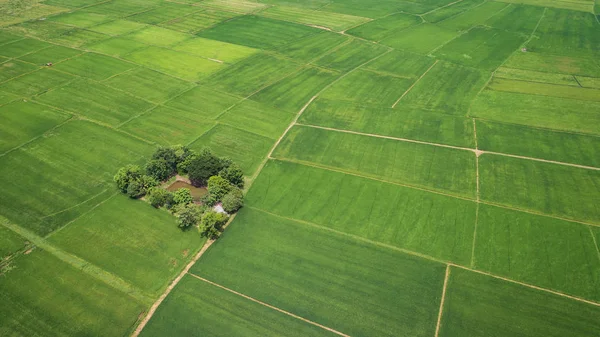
[438,1,509,31]
[488,78,600,102]
[400,61,488,115]
[474,205,600,302]
[273,126,477,197]
[503,52,600,77]
[364,49,436,79]
[219,99,294,139]
[140,275,337,337]
[172,37,258,64]
[119,106,215,145]
[440,268,600,337]
[125,46,224,81]
[84,0,158,16]
[381,24,458,54]
[0,120,152,235]
[84,37,148,57]
[47,11,111,27]
[469,90,600,135]
[52,52,136,80]
[6,21,76,40]
[496,0,595,11]
[477,121,600,167]
[123,26,192,47]
[258,5,370,32]
[247,160,477,264]
[433,27,526,70]
[87,19,147,35]
[479,154,600,224]
[0,101,70,153]
[18,45,82,65]
[35,79,154,126]
[276,31,349,63]
[0,30,23,44]
[49,28,110,48]
[203,53,300,96]
[197,15,319,49]
[252,66,339,113]
[321,69,413,106]
[125,2,200,24]
[49,194,205,296]
[0,60,40,82]
[484,4,545,33]
[494,67,579,86]
[191,207,447,337]
[198,0,268,13]
[103,68,192,104]
[300,99,476,147]
[0,68,74,97]
[165,86,241,118]
[0,38,51,58]
[313,39,389,72]
[159,9,240,33]
[189,124,273,175]
[423,0,484,23]
[320,0,430,18]
[0,249,145,336]
[346,13,421,41]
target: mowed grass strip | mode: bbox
[399,61,488,115]
[0,101,70,153]
[273,126,477,197]
[48,194,205,296]
[479,154,600,224]
[440,267,600,337]
[469,90,600,135]
[140,275,338,337]
[313,39,389,72]
[299,99,476,147]
[35,78,154,126]
[346,13,422,41]
[103,67,192,104]
[276,31,349,63]
[119,106,215,146]
[192,207,447,337]
[252,66,340,113]
[189,124,273,176]
[0,249,145,336]
[197,15,320,49]
[474,204,600,302]
[0,120,152,236]
[258,5,370,31]
[247,160,477,264]
[476,120,600,167]
[488,78,600,102]
[219,99,294,139]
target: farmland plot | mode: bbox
[346,13,422,41]
[276,31,349,62]
[258,5,370,31]
[219,99,294,139]
[103,67,192,104]
[0,68,74,97]
[313,39,389,72]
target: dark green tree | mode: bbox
[207,175,232,201]
[219,163,244,188]
[114,165,142,193]
[126,175,158,199]
[152,147,178,172]
[173,188,194,205]
[146,159,171,182]
[146,187,174,208]
[187,149,229,187]
[199,211,228,239]
[222,188,244,213]
[176,204,202,230]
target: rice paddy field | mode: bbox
[0,0,599,336]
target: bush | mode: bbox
[145,159,172,182]
[207,176,232,201]
[173,188,193,205]
[199,211,228,239]
[114,165,142,193]
[219,163,244,188]
[176,204,203,230]
[176,153,197,175]
[152,147,178,172]
[222,188,244,213]
[126,175,158,199]
[146,187,173,208]
[187,148,229,187]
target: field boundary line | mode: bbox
[589,226,600,263]
[434,265,451,337]
[296,123,600,170]
[131,213,237,337]
[188,273,351,337]
[470,203,480,267]
[391,60,439,108]
[40,189,110,219]
[0,217,151,304]
[0,116,74,158]
[248,207,600,308]
[421,0,466,16]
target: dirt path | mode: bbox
[188,273,350,336]
[392,60,439,108]
[435,265,451,337]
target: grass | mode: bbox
[103,67,192,104]
[0,249,145,336]
[577,76,600,89]
[438,1,509,31]
[346,13,422,41]
[503,52,600,77]
[488,78,600,102]
[313,39,389,72]
[189,124,274,176]
[198,0,268,13]
[125,2,200,25]
[380,23,457,54]
[197,15,320,49]
[0,101,70,153]
[473,204,600,302]
[191,207,447,337]
[496,0,595,12]
[0,120,152,236]
[273,125,477,197]
[50,28,109,48]
[400,61,488,115]
[84,37,149,57]
[87,19,147,36]
[494,67,580,86]
[252,66,340,112]
[423,0,484,23]
[172,37,258,64]
[18,45,82,64]
[469,90,600,135]
[276,31,349,62]
[0,59,39,82]
[123,26,192,47]
[440,267,600,337]
[0,38,52,58]
[364,49,435,79]
[119,105,215,146]
[247,160,477,264]
[0,225,26,259]
[52,52,137,81]
[47,11,111,27]
[48,194,205,296]
[479,154,600,224]
[219,99,295,139]
[140,274,338,337]
[476,120,600,167]
[484,4,545,33]
[258,5,371,31]
[165,85,241,118]
[36,78,155,126]
[159,10,240,33]
[0,68,74,97]
[299,98,476,147]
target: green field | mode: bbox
[1,0,600,335]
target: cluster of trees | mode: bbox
[113,146,245,239]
